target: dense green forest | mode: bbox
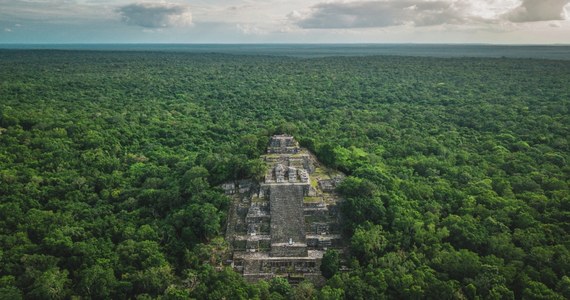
[0,50,568,299]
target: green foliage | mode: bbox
[27,268,70,300]
[0,50,568,298]
[326,269,387,300]
[292,281,317,300]
[337,177,378,199]
[78,265,117,299]
[320,250,340,279]
[350,224,388,264]
[523,281,565,300]
[269,277,292,298]
[318,286,344,300]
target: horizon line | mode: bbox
[1,42,569,46]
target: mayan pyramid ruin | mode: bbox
[223,135,344,282]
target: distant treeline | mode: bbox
[2,44,570,60]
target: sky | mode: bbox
[0,0,569,44]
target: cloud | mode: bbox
[118,2,192,28]
[505,0,570,22]
[294,0,481,29]
[236,24,266,35]
[0,0,115,23]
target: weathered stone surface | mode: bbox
[270,185,306,252]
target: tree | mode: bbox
[127,265,175,297]
[318,144,337,167]
[0,286,23,300]
[556,276,570,299]
[27,268,70,300]
[318,286,344,300]
[350,224,388,264]
[522,281,564,300]
[181,166,210,196]
[169,203,222,246]
[432,248,482,281]
[269,277,292,299]
[191,266,250,299]
[0,275,23,300]
[292,281,317,300]
[337,177,378,199]
[443,214,489,252]
[321,250,340,279]
[78,265,117,299]
[341,195,386,230]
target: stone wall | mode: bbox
[270,244,308,257]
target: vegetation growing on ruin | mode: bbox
[0,50,569,299]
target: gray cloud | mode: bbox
[294,0,474,29]
[118,2,192,28]
[506,0,569,22]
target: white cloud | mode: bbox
[288,10,302,20]
[117,2,192,28]
[293,0,490,29]
[291,0,570,29]
[505,0,570,22]
[0,0,115,22]
[236,23,266,35]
